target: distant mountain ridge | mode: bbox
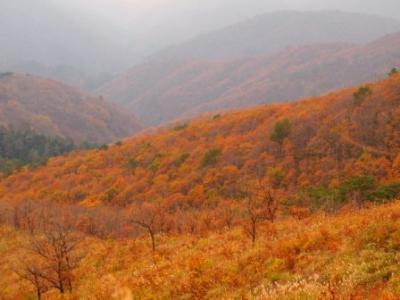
[0,73,142,143]
[152,10,400,61]
[99,27,400,125]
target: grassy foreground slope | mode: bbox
[1,74,399,206]
[2,200,400,299]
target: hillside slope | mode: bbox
[0,73,142,144]
[2,75,400,206]
[99,32,400,126]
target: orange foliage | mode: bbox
[1,75,399,211]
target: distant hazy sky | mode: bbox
[54,0,400,43]
[2,0,399,74]
[61,0,400,23]
[285,0,400,18]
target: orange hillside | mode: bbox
[0,74,399,207]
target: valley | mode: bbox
[1,4,400,300]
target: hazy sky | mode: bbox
[53,0,400,48]
[286,0,400,18]
[1,0,400,76]
[59,0,400,24]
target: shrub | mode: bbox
[173,123,189,131]
[285,178,400,213]
[101,187,119,203]
[0,159,20,176]
[307,186,342,211]
[268,167,285,188]
[150,153,164,172]
[339,176,376,203]
[388,68,398,77]
[285,186,342,212]
[127,158,139,170]
[353,86,372,105]
[99,144,109,151]
[202,148,221,167]
[270,119,291,145]
[370,183,400,202]
[176,153,190,166]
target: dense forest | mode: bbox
[0,126,95,176]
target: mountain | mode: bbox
[0,73,142,144]
[99,31,400,125]
[153,10,400,61]
[5,60,115,91]
[3,74,400,206]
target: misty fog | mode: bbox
[1,0,399,88]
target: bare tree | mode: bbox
[241,178,278,244]
[130,202,165,252]
[256,179,278,223]
[243,188,262,245]
[16,219,83,298]
[174,210,198,235]
[13,201,36,234]
[14,263,49,300]
[0,201,12,226]
[219,201,238,230]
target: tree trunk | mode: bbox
[251,220,256,245]
[67,278,73,292]
[149,229,156,252]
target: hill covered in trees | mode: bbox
[3,74,400,208]
[1,75,400,299]
[99,32,400,125]
[0,73,142,143]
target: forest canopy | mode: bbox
[0,126,95,175]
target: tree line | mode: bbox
[0,126,97,176]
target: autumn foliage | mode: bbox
[1,199,400,299]
[1,75,400,299]
[1,75,400,209]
